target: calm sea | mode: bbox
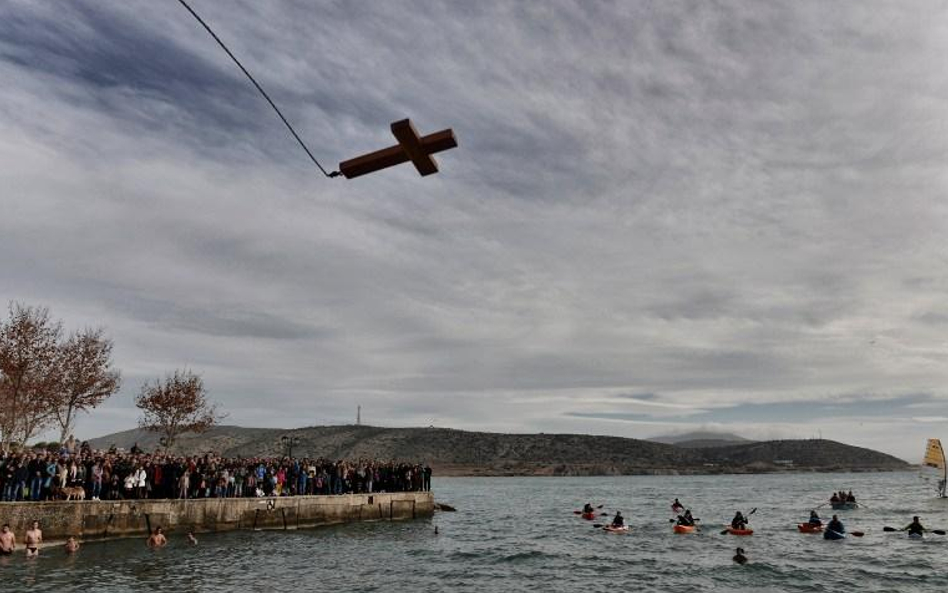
[4,471,947,592]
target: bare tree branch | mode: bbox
[53,327,122,443]
[0,302,62,446]
[135,369,224,451]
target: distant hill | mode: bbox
[87,425,908,476]
[648,430,754,448]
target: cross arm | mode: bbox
[338,126,457,179]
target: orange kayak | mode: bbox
[798,523,823,533]
[673,524,696,534]
[725,526,754,536]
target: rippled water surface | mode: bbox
[5,471,948,592]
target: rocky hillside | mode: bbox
[648,430,754,448]
[87,425,909,476]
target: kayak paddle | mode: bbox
[575,507,608,516]
[883,526,944,535]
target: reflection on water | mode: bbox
[4,472,948,592]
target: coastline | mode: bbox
[431,464,914,477]
[0,491,434,549]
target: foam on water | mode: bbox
[3,471,947,592]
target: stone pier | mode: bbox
[0,491,433,547]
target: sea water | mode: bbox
[4,471,946,592]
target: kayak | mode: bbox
[830,502,858,510]
[581,512,596,520]
[673,524,695,534]
[725,526,754,536]
[824,529,846,540]
[908,532,924,540]
[672,504,684,514]
[603,525,630,534]
[798,523,823,533]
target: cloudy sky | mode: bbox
[3,1,948,460]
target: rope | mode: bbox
[175,0,339,177]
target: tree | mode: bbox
[53,327,122,443]
[135,369,223,451]
[0,303,62,447]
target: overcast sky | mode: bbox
[3,1,948,461]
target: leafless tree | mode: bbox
[135,369,223,451]
[54,327,122,443]
[0,303,62,446]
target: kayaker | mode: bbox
[732,547,747,565]
[611,511,625,527]
[731,511,748,529]
[846,491,856,503]
[808,510,822,526]
[830,492,840,504]
[903,516,926,537]
[671,498,684,513]
[826,514,845,535]
[582,503,594,514]
[677,510,696,527]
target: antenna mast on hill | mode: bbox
[357,405,361,426]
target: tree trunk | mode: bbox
[59,408,74,445]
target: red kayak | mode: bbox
[673,524,695,534]
[798,523,823,533]
[581,512,596,520]
[725,526,754,536]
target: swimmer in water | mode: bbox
[64,536,80,554]
[0,524,15,555]
[733,547,747,565]
[147,526,167,548]
[25,521,42,558]
[186,531,198,545]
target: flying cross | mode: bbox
[338,119,458,179]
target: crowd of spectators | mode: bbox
[0,440,433,502]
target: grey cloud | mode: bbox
[615,393,659,402]
[114,297,331,340]
[2,0,948,462]
[570,393,943,425]
[0,4,249,132]
[913,312,948,326]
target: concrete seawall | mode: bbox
[0,491,433,546]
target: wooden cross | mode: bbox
[338,119,457,179]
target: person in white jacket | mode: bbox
[134,466,147,499]
[123,473,135,498]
